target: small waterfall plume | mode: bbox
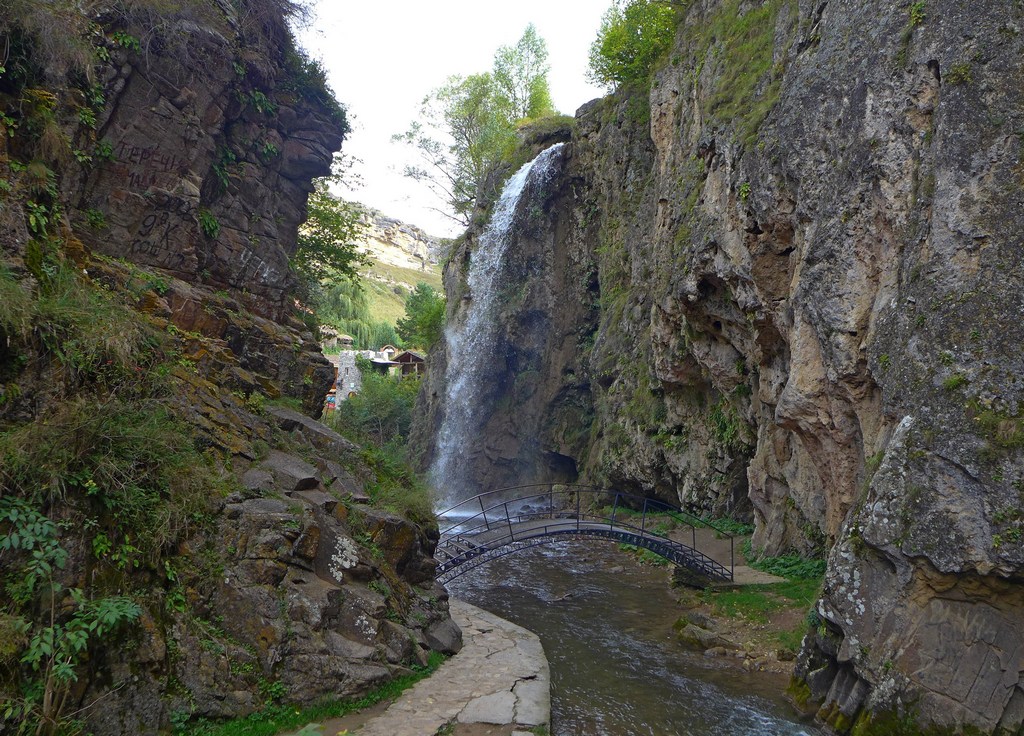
[432,143,566,505]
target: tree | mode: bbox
[492,23,554,121]
[587,0,681,88]
[393,73,515,225]
[394,25,557,225]
[395,282,445,350]
[293,177,368,290]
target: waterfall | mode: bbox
[432,143,566,505]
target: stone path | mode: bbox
[354,599,549,736]
[286,600,550,736]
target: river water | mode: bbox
[448,539,821,736]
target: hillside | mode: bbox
[0,4,458,734]
[353,206,444,327]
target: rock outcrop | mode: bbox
[417,0,1024,732]
[0,3,456,734]
[356,206,444,276]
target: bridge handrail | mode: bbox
[438,484,735,541]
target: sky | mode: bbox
[299,1,610,238]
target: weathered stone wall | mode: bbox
[418,0,1024,732]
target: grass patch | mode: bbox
[176,651,445,736]
[359,261,443,330]
[0,396,227,559]
[0,265,34,339]
[689,0,795,144]
[701,578,820,624]
[618,543,672,566]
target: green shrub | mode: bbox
[198,209,220,239]
[326,366,433,521]
[742,540,827,579]
[0,498,141,735]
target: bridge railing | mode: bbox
[437,484,736,579]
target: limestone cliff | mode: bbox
[417,0,1024,732]
[0,3,456,735]
[356,206,443,276]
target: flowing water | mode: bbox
[430,143,567,504]
[449,539,821,736]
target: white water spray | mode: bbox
[432,143,566,505]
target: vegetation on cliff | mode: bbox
[588,0,682,88]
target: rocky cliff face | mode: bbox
[0,3,456,734]
[418,0,1024,732]
[357,206,443,273]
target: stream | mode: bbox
[447,539,822,736]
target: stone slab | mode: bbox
[352,599,550,736]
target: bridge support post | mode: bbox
[641,499,647,535]
[576,493,580,531]
[610,493,619,530]
[504,503,515,541]
[480,496,489,531]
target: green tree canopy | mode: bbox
[588,0,681,88]
[292,176,368,290]
[492,23,555,121]
[395,282,445,350]
[394,25,558,225]
[315,279,402,350]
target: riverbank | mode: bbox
[659,527,821,677]
[287,600,551,736]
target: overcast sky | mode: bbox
[299,1,609,238]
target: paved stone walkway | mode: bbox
[351,599,550,736]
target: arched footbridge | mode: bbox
[435,485,736,585]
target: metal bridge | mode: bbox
[435,485,735,585]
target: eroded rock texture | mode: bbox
[0,3,457,734]
[418,0,1024,732]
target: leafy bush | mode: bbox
[588,0,681,88]
[326,365,433,521]
[1,498,141,735]
[329,367,419,448]
[742,540,827,580]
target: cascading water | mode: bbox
[431,143,566,505]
